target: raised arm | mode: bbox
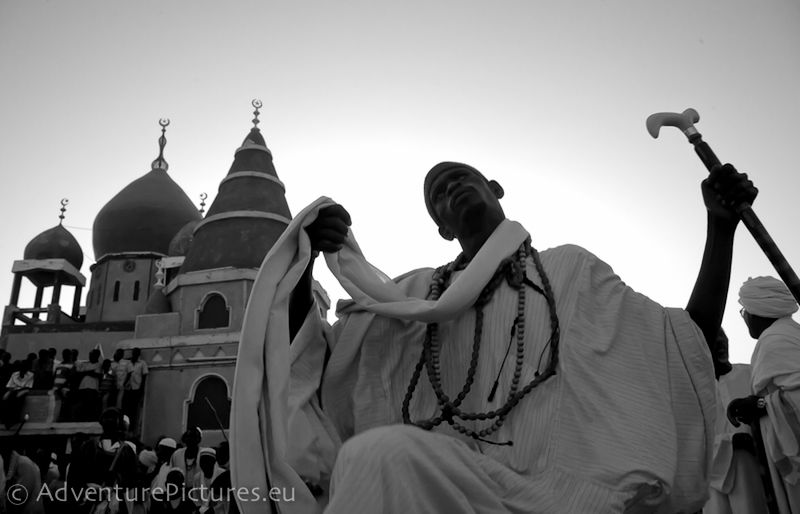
[686,163,757,354]
[288,204,351,341]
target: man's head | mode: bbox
[131,347,141,362]
[61,348,72,363]
[113,349,124,362]
[739,276,798,338]
[198,448,217,476]
[424,162,505,242]
[156,437,177,462]
[89,349,101,363]
[181,426,202,449]
[165,469,185,498]
[99,407,124,438]
[215,441,230,468]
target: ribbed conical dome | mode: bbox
[92,168,202,259]
[180,127,291,272]
[24,224,84,269]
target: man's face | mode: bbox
[183,430,201,448]
[428,166,502,237]
[156,444,175,462]
[199,455,216,475]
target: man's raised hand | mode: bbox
[701,163,758,223]
[306,204,352,253]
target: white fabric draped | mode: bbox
[231,197,717,514]
[751,317,800,513]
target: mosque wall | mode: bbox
[165,271,256,336]
[140,362,235,447]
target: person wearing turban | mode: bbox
[728,276,800,513]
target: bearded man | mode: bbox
[232,161,755,513]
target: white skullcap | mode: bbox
[158,437,177,449]
[739,276,799,318]
[198,447,216,458]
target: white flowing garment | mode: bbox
[231,197,717,514]
[750,317,800,514]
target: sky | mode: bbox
[1,0,799,364]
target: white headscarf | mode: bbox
[738,276,798,318]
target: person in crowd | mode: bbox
[32,349,54,390]
[194,447,224,513]
[208,442,237,514]
[2,359,34,428]
[151,437,178,492]
[73,349,103,422]
[0,436,45,514]
[53,348,75,421]
[169,428,203,492]
[98,359,116,411]
[728,276,800,513]
[150,468,199,514]
[122,348,148,433]
[67,407,128,513]
[110,349,132,410]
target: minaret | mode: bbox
[179,100,291,273]
[3,199,86,328]
[165,100,292,335]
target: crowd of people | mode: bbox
[0,407,236,514]
[0,347,148,430]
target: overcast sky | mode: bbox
[1,0,799,364]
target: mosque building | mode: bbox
[0,101,329,447]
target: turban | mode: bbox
[424,162,488,227]
[739,276,798,318]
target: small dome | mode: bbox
[24,224,84,269]
[168,219,201,256]
[92,169,202,259]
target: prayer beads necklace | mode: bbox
[401,240,560,445]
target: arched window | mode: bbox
[197,293,230,329]
[186,375,230,430]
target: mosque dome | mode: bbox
[24,223,84,269]
[168,219,201,257]
[92,120,202,260]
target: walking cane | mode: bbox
[646,108,800,305]
[748,417,781,514]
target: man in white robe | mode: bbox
[231,161,756,513]
[729,276,800,513]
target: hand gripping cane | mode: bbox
[646,108,800,306]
